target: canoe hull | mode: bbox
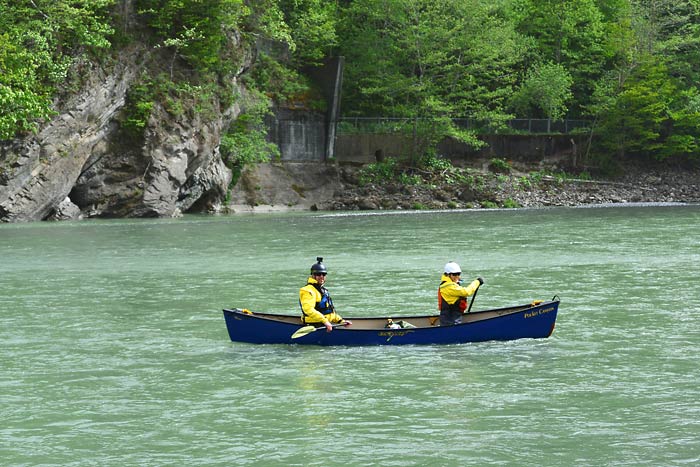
[222,300,559,346]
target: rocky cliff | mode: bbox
[0,39,249,222]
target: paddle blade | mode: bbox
[291,325,316,339]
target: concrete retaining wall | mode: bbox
[334,133,588,164]
[267,112,589,164]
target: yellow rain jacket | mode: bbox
[299,277,344,325]
[438,274,480,310]
[438,274,481,326]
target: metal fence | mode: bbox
[336,117,591,135]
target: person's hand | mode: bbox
[342,320,352,327]
[324,321,333,332]
[477,277,484,285]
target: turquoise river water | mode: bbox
[1,205,699,466]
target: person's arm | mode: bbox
[330,313,352,327]
[444,278,481,301]
[461,278,481,297]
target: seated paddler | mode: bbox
[438,261,484,326]
[299,257,351,332]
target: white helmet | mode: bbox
[444,262,462,274]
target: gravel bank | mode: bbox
[326,164,700,211]
[229,161,700,213]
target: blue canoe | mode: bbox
[223,298,559,346]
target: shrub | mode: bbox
[358,158,398,185]
[503,198,520,208]
[489,158,512,173]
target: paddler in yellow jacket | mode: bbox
[299,257,352,332]
[438,261,483,326]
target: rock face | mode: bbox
[47,197,83,221]
[69,96,234,219]
[0,44,245,222]
[228,162,340,212]
[0,53,141,222]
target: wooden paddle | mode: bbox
[291,323,347,339]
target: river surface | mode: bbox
[1,205,699,466]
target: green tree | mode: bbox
[336,0,532,155]
[512,0,609,116]
[0,0,115,140]
[584,0,700,161]
[135,0,247,74]
[242,0,293,47]
[660,87,700,160]
[0,32,55,139]
[220,90,280,187]
[279,0,338,66]
[592,58,676,159]
[631,0,700,87]
[510,61,573,120]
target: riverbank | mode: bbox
[228,159,700,213]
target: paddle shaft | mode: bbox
[466,284,480,313]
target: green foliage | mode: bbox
[0,84,55,140]
[590,57,681,160]
[580,0,700,162]
[278,0,338,67]
[502,198,521,208]
[239,0,336,108]
[634,0,700,89]
[247,52,320,108]
[510,62,573,120]
[331,0,700,164]
[397,172,421,185]
[220,93,279,186]
[0,0,115,139]
[121,79,155,135]
[2,0,700,168]
[513,0,608,116]
[162,80,220,120]
[120,74,222,137]
[516,176,532,190]
[576,170,592,181]
[528,171,544,183]
[489,158,512,173]
[135,0,247,74]
[0,33,55,139]
[358,158,399,186]
[419,154,453,171]
[336,0,525,152]
[659,87,700,160]
[242,0,293,48]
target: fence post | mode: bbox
[412,117,418,165]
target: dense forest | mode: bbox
[1,0,699,169]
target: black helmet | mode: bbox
[310,256,327,275]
